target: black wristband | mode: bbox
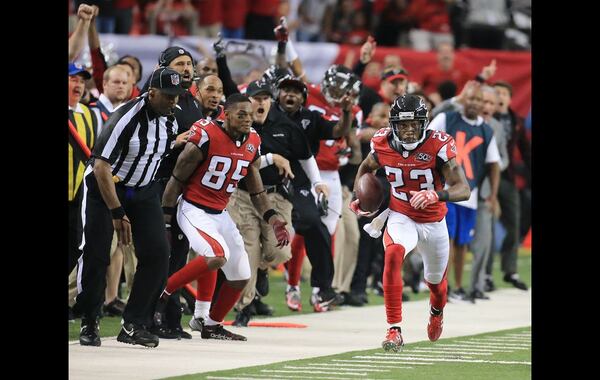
[277,41,286,54]
[475,74,485,83]
[250,189,266,197]
[162,206,176,216]
[263,209,278,223]
[436,190,450,202]
[172,174,185,184]
[111,206,126,220]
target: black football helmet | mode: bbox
[321,64,361,105]
[389,94,429,150]
[262,65,293,97]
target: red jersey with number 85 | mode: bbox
[183,119,261,211]
[371,127,456,223]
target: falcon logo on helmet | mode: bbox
[389,94,429,151]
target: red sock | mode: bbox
[196,269,218,301]
[209,282,243,323]
[288,234,306,287]
[166,256,212,294]
[383,243,405,324]
[426,270,448,311]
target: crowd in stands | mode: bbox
[68,1,531,348]
[69,0,531,50]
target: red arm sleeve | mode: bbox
[91,47,107,93]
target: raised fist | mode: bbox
[274,17,289,42]
[213,34,226,58]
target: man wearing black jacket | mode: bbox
[229,80,313,325]
[149,47,226,340]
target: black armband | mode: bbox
[162,206,176,216]
[277,41,287,54]
[475,74,486,83]
[111,206,126,220]
[263,209,278,223]
[250,189,266,197]
[436,190,450,202]
[172,174,185,184]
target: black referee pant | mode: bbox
[291,185,333,290]
[155,178,190,330]
[68,189,83,274]
[75,172,170,327]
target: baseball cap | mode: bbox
[381,68,409,82]
[246,80,273,97]
[158,46,194,67]
[69,62,91,79]
[149,67,187,96]
[277,76,306,92]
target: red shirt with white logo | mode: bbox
[183,120,261,211]
[370,128,456,223]
[306,84,363,170]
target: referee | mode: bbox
[75,67,186,348]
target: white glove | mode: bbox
[362,208,390,238]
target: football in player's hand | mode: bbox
[356,173,384,212]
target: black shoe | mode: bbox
[484,278,496,292]
[172,326,192,339]
[503,274,528,290]
[312,288,344,312]
[181,287,196,315]
[201,324,247,341]
[256,268,269,297]
[471,290,490,300]
[232,307,252,327]
[117,323,159,348]
[103,298,126,317]
[79,317,101,346]
[149,325,181,340]
[341,292,364,306]
[252,296,274,316]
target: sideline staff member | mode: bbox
[75,67,186,348]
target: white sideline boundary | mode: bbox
[68,288,531,379]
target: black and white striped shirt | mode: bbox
[92,94,178,187]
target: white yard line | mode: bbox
[332,359,434,366]
[307,363,413,369]
[261,369,367,376]
[283,365,390,372]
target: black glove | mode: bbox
[213,34,226,58]
[317,193,329,217]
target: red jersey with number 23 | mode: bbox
[371,128,457,223]
[183,119,261,211]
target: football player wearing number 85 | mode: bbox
[350,94,470,352]
[158,94,291,341]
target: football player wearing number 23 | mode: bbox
[351,94,470,352]
[158,94,290,341]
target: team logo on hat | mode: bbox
[171,74,180,86]
[178,49,184,54]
